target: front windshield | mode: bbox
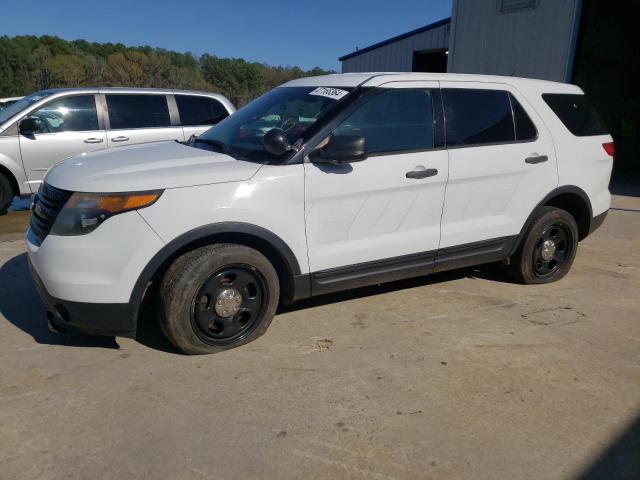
[195,86,351,162]
[0,91,53,126]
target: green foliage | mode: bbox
[0,35,335,106]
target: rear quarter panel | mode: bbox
[519,82,613,216]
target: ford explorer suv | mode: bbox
[0,88,235,213]
[27,73,613,354]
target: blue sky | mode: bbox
[0,0,452,71]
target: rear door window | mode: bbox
[176,95,229,126]
[333,89,434,154]
[443,89,514,147]
[106,94,171,129]
[542,93,608,136]
[29,95,99,133]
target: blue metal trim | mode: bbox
[565,0,583,83]
[338,17,452,62]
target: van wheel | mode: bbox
[158,243,280,355]
[508,206,578,284]
[0,173,14,214]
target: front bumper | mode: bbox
[29,258,138,337]
[25,210,165,337]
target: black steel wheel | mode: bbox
[508,206,579,284]
[158,243,280,354]
[532,223,573,278]
[191,266,266,343]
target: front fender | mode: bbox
[0,138,30,196]
[128,221,305,306]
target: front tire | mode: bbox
[508,206,579,284]
[158,243,280,354]
[0,173,14,215]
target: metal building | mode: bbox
[338,0,639,187]
[339,18,451,74]
[448,0,580,82]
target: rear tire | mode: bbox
[158,243,280,355]
[508,206,578,284]
[0,173,14,215]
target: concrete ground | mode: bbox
[0,196,638,480]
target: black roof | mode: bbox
[338,17,451,62]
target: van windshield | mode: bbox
[0,91,55,127]
[193,86,351,163]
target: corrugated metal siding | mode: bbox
[448,0,580,82]
[341,24,450,73]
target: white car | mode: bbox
[27,73,613,354]
[0,88,235,213]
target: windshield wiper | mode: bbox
[192,137,230,155]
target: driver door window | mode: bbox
[28,95,99,134]
[334,89,434,154]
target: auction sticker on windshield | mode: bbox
[309,87,349,100]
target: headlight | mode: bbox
[51,190,163,236]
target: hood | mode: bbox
[44,141,262,192]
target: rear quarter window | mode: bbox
[176,95,229,126]
[542,93,608,136]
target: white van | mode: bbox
[0,88,235,212]
[27,73,613,354]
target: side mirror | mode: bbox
[314,135,368,164]
[19,117,40,135]
[262,128,293,156]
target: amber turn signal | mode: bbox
[66,191,162,214]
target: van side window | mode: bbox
[28,95,99,133]
[106,94,171,129]
[176,95,229,126]
[510,94,537,141]
[542,93,608,136]
[443,89,514,146]
[333,89,434,155]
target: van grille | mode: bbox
[29,183,72,246]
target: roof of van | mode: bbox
[31,87,231,98]
[283,73,582,94]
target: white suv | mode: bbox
[27,73,613,354]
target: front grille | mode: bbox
[29,183,72,245]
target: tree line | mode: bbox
[0,35,335,106]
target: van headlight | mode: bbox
[51,191,163,236]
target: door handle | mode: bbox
[525,155,548,164]
[406,168,438,179]
[84,137,104,144]
[111,136,130,143]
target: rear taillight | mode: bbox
[603,142,615,158]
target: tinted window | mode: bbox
[510,94,537,141]
[176,95,229,126]
[334,89,434,154]
[29,95,99,133]
[106,94,170,129]
[443,89,514,146]
[542,93,608,136]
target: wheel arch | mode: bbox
[515,186,593,252]
[0,163,19,199]
[130,222,308,311]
